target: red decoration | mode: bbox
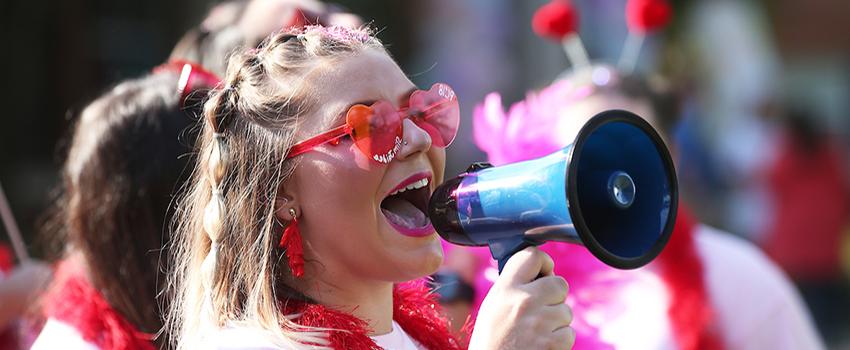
[152,60,221,107]
[280,216,305,277]
[626,0,672,33]
[657,207,725,350]
[43,260,156,350]
[532,0,579,41]
[282,280,464,349]
[0,244,13,274]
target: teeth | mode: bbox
[389,178,429,196]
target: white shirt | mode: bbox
[200,321,423,349]
[696,225,825,350]
[370,321,424,350]
[30,318,100,350]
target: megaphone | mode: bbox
[429,110,677,271]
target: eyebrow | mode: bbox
[331,87,418,124]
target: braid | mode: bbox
[199,101,230,324]
[198,59,247,321]
[194,24,381,305]
[169,25,388,348]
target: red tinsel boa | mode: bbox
[282,280,463,349]
[657,207,724,350]
[42,260,155,350]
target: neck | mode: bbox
[299,267,395,336]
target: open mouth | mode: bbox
[380,175,433,237]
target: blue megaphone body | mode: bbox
[429,110,677,271]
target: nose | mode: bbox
[394,119,432,161]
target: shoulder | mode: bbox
[696,226,779,273]
[695,226,824,349]
[695,225,797,297]
[31,318,100,350]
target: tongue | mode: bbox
[381,196,429,228]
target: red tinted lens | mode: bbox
[346,102,402,163]
[408,83,459,147]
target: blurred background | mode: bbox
[1,0,849,347]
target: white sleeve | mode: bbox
[696,226,825,350]
[30,318,100,350]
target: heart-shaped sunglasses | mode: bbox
[286,83,459,163]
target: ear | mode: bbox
[274,190,298,222]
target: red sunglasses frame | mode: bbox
[153,60,221,107]
[286,83,459,163]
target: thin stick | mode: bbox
[562,33,591,71]
[618,32,645,75]
[0,181,30,263]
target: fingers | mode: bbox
[526,275,569,306]
[550,326,576,350]
[541,302,573,331]
[475,248,575,350]
[538,248,555,277]
[535,305,575,350]
[499,246,555,286]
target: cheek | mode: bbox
[290,143,446,281]
[294,144,382,235]
[291,143,397,268]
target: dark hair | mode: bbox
[57,70,201,340]
[784,107,822,154]
[169,0,250,77]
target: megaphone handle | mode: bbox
[490,237,537,274]
[497,253,522,274]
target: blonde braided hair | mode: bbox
[166,26,385,349]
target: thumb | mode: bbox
[497,246,554,286]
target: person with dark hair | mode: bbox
[30,65,215,349]
[28,1,357,347]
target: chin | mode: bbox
[394,236,444,281]
[420,240,444,275]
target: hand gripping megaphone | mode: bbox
[429,110,677,271]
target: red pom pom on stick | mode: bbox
[532,0,590,70]
[619,0,672,74]
[626,0,672,33]
[532,0,578,41]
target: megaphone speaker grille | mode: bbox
[566,110,678,269]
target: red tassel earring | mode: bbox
[279,208,305,277]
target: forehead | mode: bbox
[308,48,415,127]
